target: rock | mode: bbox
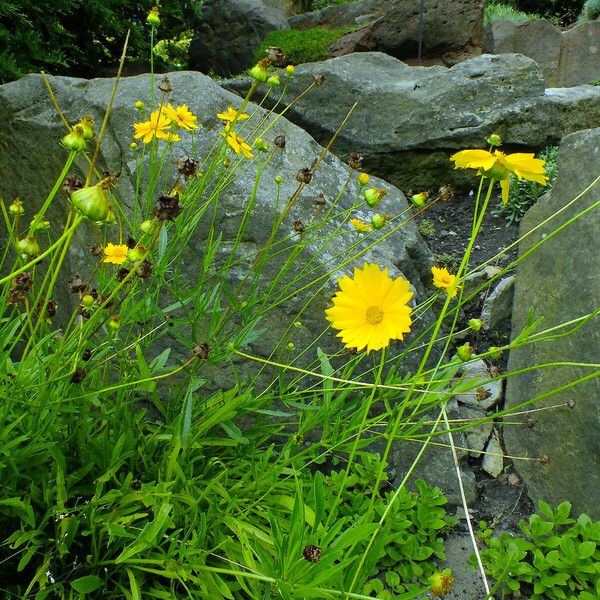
[558,21,600,87]
[288,0,388,31]
[221,52,600,190]
[484,19,562,86]
[262,0,311,17]
[485,19,600,87]
[387,400,477,506]
[482,429,503,477]
[480,275,514,331]
[505,128,600,519]
[461,405,492,457]
[188,0,288,77]
[456,360,502,411]
[293,0,484,67]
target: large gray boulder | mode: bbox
[222,52,600,190]
[188,0,288,77]
[505,128,600,519]
[291,0,483,66]
[485,19,600,87]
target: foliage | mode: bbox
[492,146,560,225]
[255,27,353,66]
[515,0,585,25]
[310,0,355,9]
[579,0,600,21]
[0,0,203,84]
[418,218,437,239]
[484,1,540,24]
[475,501,600,599]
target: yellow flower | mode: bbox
[350,218,373,233]
[325,263,413,353]
[431,266,460,297]
[163,104,199,131]
[133,109,170,144]
[450,148,548,204]
[103,243,129,265]
[157,131,181,143]
[216,106,250,123]
[223,130,254,159]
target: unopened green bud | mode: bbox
[62,125,86,152]
[134,100,145,111]
[108,315,121,330]
[147,6,160,26]
[363,187,388,208]
[294,321,302,328]
[254,138,270,152]
[287,342,295,350]
[468,318,483,332]
[488,346,502,360]
[411,191,429,207]
[105,207,117,225]
[76,115,95,140]
[249,59,269,82]
[357,172,370,186]
[274,175,283,185]
[140,219,158,235]
[16,235,40,257]
[9,198,24,215]
[457,343,473,362]
[70,184,110,222]
[285,65,295,77]
[370,214,389,230]
[487,133,502,147]
[30,214,50,232]
[130,142,138,150]
[127,244,146,262]
[267,74,280,87]
[82,294,95,308]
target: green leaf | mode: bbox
[578,541,596,559]
[312,471,324,533]
[71,575,103,593]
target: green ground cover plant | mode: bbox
[1,8,600,599]
[475,501,600,599]
[255,28,354,66]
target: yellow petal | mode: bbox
[450,149,496,171]
[500,178,510,204]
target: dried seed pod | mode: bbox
[193,342,212,361]
[348,153,363,170]
[274,135,286,149]
[313,74,325,86]
[158,76,172,93]
[314,193,326,206]
[295,168,312,185]
[175,156,199,179]
[293,219,305,234]
[266,46,285,66]
[71,367,86,383]
[136,260,154,279]
[153,193,183,221]
[303,545,322,563]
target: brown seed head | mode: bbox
[274,135,286,149]
[136,260,154,279]
[68,274,87,294]
[313,74,325,86]
[175,156,200,179]
[348,153,363,170]
[71,367,86,383]
[293,219,305,234]
[314,193,326,206]
[266,46,285,66]
[475,387,492,402]
[303,545,322,563]
[193,342,212,361]
[158,76,172,93]
[153,193,183,221]
[63,174,84,195]
[295,168,312,185]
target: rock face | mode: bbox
[222,52,600,190]
[292,0,483,66]
[0,71,481,506]
[485,19,600,87]
[188,0,288,77]
[262,0,311,17]
[505,128,600,519]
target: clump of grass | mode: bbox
[484,0,540,24]
[255,27,353,66]
[579,0,600,21]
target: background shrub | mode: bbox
[0,0,203,84]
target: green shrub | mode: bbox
[0,0,202,83]
[484,1,539,24]
[493,145,560,225]
[255,27,353,66]
[516,0,585,25]
[580,0,600,21]
[310,0,355,9]
[475,501,600,599]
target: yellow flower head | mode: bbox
[103,243,129,265]
[164,104,199,131]
[157,131,181,143]
[222,130,254,159]
[450,148,548,204]
[350,218,373,233]
[325,263,413,353]
[431,266,460,297]
[133,109,170,144]
[216,106,250,123]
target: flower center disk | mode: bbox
[366,305,384,325]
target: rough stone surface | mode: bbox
[505,128,600,519]
[485,19,600,87]
[482,429,504,478]
[188,0,288,77]
[456,360,503,411]
[461,405,493,457]
[481,275,514,331]
[559,21,600,87]
[221,52,600,190]
[262,0,311,17]
[292,0,484,67]
[485,19,562,86]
